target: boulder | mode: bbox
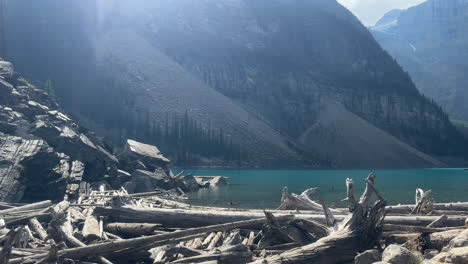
[120,139,169,172]
[446,246,468,264]
[124,169,166,193]
[355,249,382,264]
[424,249,439,259]
[195,177,210,188]
[426,229,463,251]
[0,61,13,78]
[443,229,468,251]
[382,245,421,264]
[210,176,227,186]
[431,252,449,263]
[174,174,199,192]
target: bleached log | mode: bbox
[207,231,223,250]
[382,224,459,233]
[277,187,339,213]
[427,214,448,228]
[247,231,255,246]
[412,188,434,214]
[104,222,161,236]
[93,206,295,228]
[0,200,52,216]
[28,217,48,240]
[0,228,20,264]
[82,214,101,241]
[93,205,466,228]
[202,232,216,248]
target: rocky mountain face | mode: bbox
[1,0,466,168]
[0,58,202,203]
[371,0,468,122]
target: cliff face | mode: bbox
[0,58,119,202]
[2,0,466,167]
[371,0,468,122]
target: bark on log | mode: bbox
[249,173,387,264]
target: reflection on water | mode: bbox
[178,168,468,209]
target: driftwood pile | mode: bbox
[0,173,467,264]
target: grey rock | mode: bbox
[0,61,13,78]
[124,169,171,193]
[119,139,170,173]
[355,249,382,264]
[382,245,421,264]
[427,229,462,251]
[0,59,121,202]
[446,246,468,264]
[209,176,228,186]
[175,174,199,192]
[424,249,439,259]
[444,229,468,252]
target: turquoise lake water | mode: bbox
[179,168,468,209]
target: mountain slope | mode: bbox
[2,0,466,167]
[371,0,468,122]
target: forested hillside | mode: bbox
[2,0,466,167]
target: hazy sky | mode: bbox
[338,0,426,26]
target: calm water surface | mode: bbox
[177,168,468,209]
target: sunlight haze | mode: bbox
[338,0,427,25]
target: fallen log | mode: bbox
[0,200,52,217]
[427,214,448,228]
[382,224,460,233]
[249,173,387,264]
[93,205,467,228]
[82,214,102,241]
[27,217,48,240]
[104,222,162,236]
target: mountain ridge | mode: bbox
[2,0,466,167]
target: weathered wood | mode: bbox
[9,215,293,263]
[207,231,223,250]
[104,222,161,236]
[277,187,339,213]
[0,200,52,216]
[412,188,434,214]
[28,217,48,240]
[289,218,328,238]
[382,224,459,233]
[0,228,19,264]
[94,206,295,228]
[93,205,466,228]
[202,232,216,248]
[427,214,448,228]
[82,214,101,240]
